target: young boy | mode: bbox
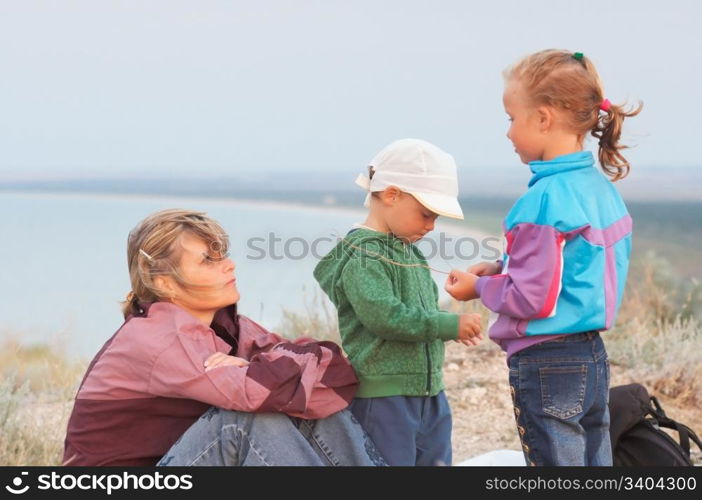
[314,138,482,466]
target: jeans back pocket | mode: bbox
[539,365,587,420]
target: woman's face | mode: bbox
[165,232,239,322]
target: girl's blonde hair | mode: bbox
[504,49,642,181]
[122,208,229,317]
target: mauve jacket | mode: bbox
[62,302,358,466]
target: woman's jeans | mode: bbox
[508,332,612,466]
[157,407,386,466]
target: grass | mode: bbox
[605,252,702,406]
[0,339,86,466]
[275,286,340,342]
[1,253,699,465]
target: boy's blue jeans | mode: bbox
[508,331,612,466]
[157,407,386,466]
[349,391,452,466]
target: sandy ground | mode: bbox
[444,341,702,464]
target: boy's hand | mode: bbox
[204,352,250,371]
[468,261,501,277]
[457,313,483,346]
[445,270,480,301]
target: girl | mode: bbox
[445,49,641,466]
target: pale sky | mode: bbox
[1,0,700,179]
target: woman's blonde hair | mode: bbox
[504,49,643,181]
[122,208,229,317]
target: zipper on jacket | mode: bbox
[412,262,432,396]
[424,344,431,396]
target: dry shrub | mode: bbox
[0,339,85,465]
[607,252,702,406]
[276,286,340,342]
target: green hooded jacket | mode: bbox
[313,228,459,398]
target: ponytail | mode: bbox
[591,100,643,181]
[506,49,643,182]
[121,291,143,319]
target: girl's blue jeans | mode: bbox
[508,331,612,466]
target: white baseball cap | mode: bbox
[355,138,464,220]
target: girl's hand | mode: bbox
[204,352,250,371]
[444,270,480,301]
[468,261,501,277]
[457,313,483,346]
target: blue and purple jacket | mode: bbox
[475,151,632,359]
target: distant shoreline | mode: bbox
[3,165,702,202]
[1,188,367,216]
[1,189,496,240]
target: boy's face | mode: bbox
[386,191,439,243]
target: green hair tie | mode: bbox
[573,52,584,61]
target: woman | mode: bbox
[63,209,384,466]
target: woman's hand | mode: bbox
[204,352,250,371]
[468,260,501,277]
[444,270,480,301]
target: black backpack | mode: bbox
[609,383,702,466]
